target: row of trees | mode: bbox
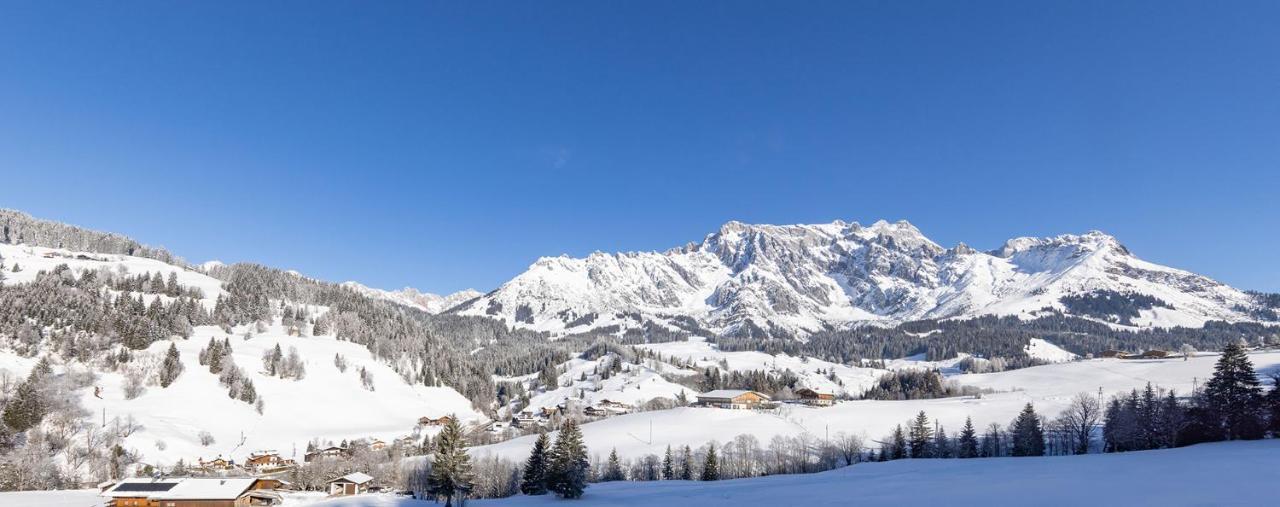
[871,343,1280,463]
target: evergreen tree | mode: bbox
[661,445,674,480]
[701,444,719,481]
[890,425,907,460]
[1202,343,1265,440]
[603,448,625,482]
[427,415,473,507]
[933,424,951,458]
[908,411,932,458]
[158,342,184,388]
[1011,403,1046,456]
[957,417,979,458]
[679,445,694,480]
[2,373,44,431]
[547,419,589,499]
[239,379,257,403]
[520,433,550,495]
[1138,383,1159,449]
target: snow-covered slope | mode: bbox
[0,321,484,470]
[457,220,1268,337]
[0,243,485,471]
[339,282,482,314]
[0,243,225,303]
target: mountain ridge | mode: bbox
[456,219,1272,337]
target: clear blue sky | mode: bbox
[1,1,1277,294]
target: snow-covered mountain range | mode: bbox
[340,282,482,314]
[456,220,1267,337]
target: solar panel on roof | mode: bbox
[113,482,179,492]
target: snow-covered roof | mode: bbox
[329,472,374,485]
[102,478,259,500]
[697,389,768,400]
[163,478,259,499]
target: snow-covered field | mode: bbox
[473,350,1280,463]
[10,440,1278,506]
[638,337,890,396]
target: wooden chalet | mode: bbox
[513,410,543,428]
[369,439,387,451]
[326,472,374,496]
[418,415,453,427]
[795,388,836,406]
[198,456,236,472]
[696,389,772,409]
[583,406,608,417]
[101,477,283,507]
[245,452,289,472]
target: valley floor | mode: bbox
[472,351,1280,464]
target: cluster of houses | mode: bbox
[504,399,636,430]
[196,451,300,475]
[302,437,393,463]
[694,388,835,409]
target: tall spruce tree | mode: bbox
[159,342,184,388]
[679,445,693,480]
[1202,343,1264,440]
[2,372,44,431]
[958,417,979,458]
[427,415,473,506]
[603,448,625,482]
[933,424,951,458]
[661,445,674,479]
[520,433,550,495]
[908,411,932,458]
[701,444,719,481]
[547,419,589,499]
[1011,403,1046,456]
[890,424,908,460]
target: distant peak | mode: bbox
[995,230,1129,258]
[949,242,976,255]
